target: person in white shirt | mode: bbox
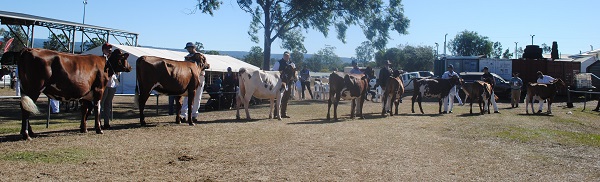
[349,61,362,74]
[100,43,118,129]
[535,71,555,113]
[442,64,459,113]
[179,42,206,122]
[271,51,293,118]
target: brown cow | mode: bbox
[135,55,209,126]
[525,78,565,114]
[411,76,461,114]
[12,48,131,140]
[460,80,493,114]
[381,70,404,116]
[327,72,368,121]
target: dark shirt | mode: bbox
[378,67,392,88]
[300,68,310,82]
[223,73,236,91]
[482,72,495,87]
[277,58,289,71]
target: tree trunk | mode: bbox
[261,0,272,70]
[263,40,271,70]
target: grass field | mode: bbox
[0,95,598,181]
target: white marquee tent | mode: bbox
[83,44,259,94]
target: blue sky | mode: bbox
[2,0,598,58]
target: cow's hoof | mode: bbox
[188,123,195,126]
[96,130,104,134]
[236,116,241,120]
[140,121,147,126]
[282,115,290,118]
[80,129,88,133]
[269,116,273,119]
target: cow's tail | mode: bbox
[21,95,40,115]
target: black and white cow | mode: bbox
[411,76,461,114]
[236,65,296,120]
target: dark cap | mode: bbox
[447,64,453,68]
[352,61,357,66]
[184,42,195,49]
[102,43,112,50]
[483,66,489,70]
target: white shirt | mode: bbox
[537,75,555,84]
[104,54,119,88]
[441,71,459,79]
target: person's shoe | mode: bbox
[442,111,448,114]
[448,111,453,113]
[537,110,543,114]
[458,103,464,106]
[282,115,291,118]
[102,125,112,130]
[494,111,500,114]
[192,118,199,123]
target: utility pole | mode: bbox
[80,0,87,53]
[514,42,518,59]
[435,42,439,57]
[530,34,535,45]
[443,33,448,57]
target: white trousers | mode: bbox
[50,99,60,113]
[484,92,499,112]
[180,76,206,118]
[443,86,457,112]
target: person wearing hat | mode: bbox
[299,66,314,100]
[377,60,393,90]
[99,42,120,128]
[349,61,362,74]
[535,71,555,113]
[441,64,460,113]
[509,72,523,108]
[179,42,207,122]
[272,51,294,118]
[482,66,499,113]
[223,67,237,109]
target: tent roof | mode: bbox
[87,44,259,72]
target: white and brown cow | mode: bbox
[326,72,369,121]
[411,76,461,114]
[236,65,296,120]
[381,70,405,116]
[460,80,494,114]
[525,78,565,114]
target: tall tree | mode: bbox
[541,43,551,54]
[448,30,493,56]
[83,37,106,51]
[204,50,220,55]
[290,50,304,69]
[194,42,205,52]
[354,41,374,65]
[400,45,434,71]
[195,0,410,70]
[502,48,512,59]
[43,34,69,52]
[516,47,524,59]
[375,47,401,69]
[243,46,264,68]
[491,41,503,58]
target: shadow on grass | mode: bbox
[457,113,484,117]
[516,113,554,117]
[287,118,345,125]
[0,123,155,143]
[395,113,443,117]
[200,118,261,124]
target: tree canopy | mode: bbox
[242,46,264,68]
[195,0,410,70]
[375,45,434,71]
[448,30,493,56]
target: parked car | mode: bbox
[458,72,511,99]
[400,71,425,92]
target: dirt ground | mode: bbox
[0,95,599,181]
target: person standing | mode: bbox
[223,67,236,109]
[377,60,392,90]
[299,67,313,99]
[535,71,555,113]
[482,67,500,113]
[272,51,293,118]
[349,61,362,74]
[509,72,523,108]
[442,64,459,114]
[179,42,206,122]
[100,43,119,129]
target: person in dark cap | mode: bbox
[482,66,499,113]
[180,42,206,122]
[223,67,237,109]
[509,72,523,108]
[349,61,362,74]
[272,51,294,118]
[100,42,119,129]
[441,64,460,113]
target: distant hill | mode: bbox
[27,38,352,63]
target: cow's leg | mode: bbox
[138,93,151,126]
[525,95,531,114]
[350,99,356,119]
[235,94,242,120]
[327,93,334,120]
[418,95,425,114]
[93,100,103,134]
[80,100,92,133]
[547,98,552,114]
[175,96,182,124]
[20,94,40,140]
[334,95,340,121]
[411,94,417,113]
[276,93,283,120]
[358,93,366,119]
[269,98,274,119]
[243,92,252,120]
[187,90,195,126]
[381,94,387,116]
[391,94,398,116]
[438,98,443,114]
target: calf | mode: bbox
[381,71,405,116]
[460,81,493,114]
[236,65,296,120]
[525,78,565,114]
[411,76,461,114]
[326,72,368,121]
[135,55,210,126]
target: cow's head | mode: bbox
[340,74,364,100]
[195,53,210,72]
[552,78,566,88]
[280,64,297,84]
[450,75,461,86]
[107,49,132,73]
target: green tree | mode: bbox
[448,30,493,56]
[243,46,263,68]
[375,47,401,69]
[83,37,106,51]
[399,45,434,71]
[43,34,69,52]
[195,0,410,70]
[304,56,322,72]
[541,43,551,54]
[516,47,524,59]
[290,50,304,69]
[354,41,374,65]
[204,50,220,55]
[491,41,503,58]
[2,26,28,52]
[502,48,513,59]
[194,42,204,52]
